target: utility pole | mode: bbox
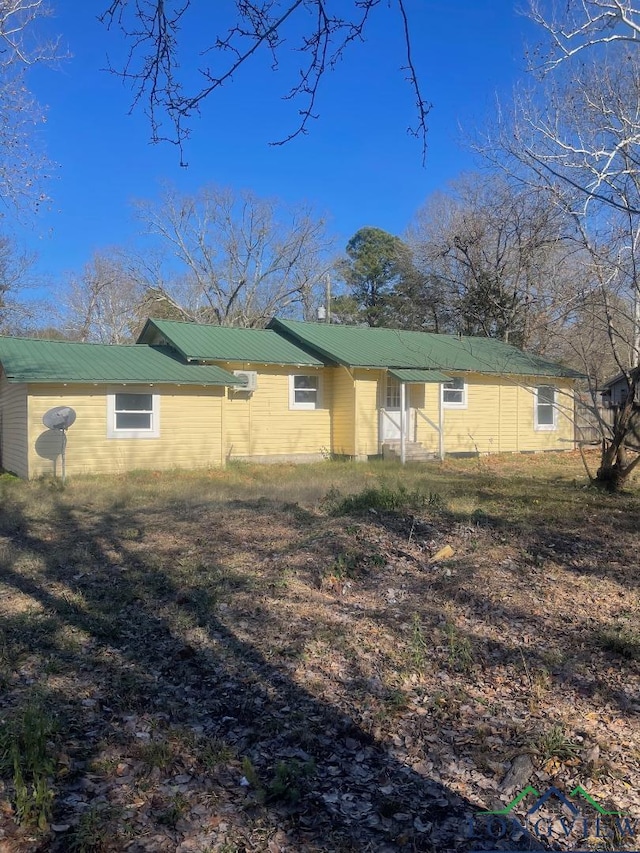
[325,273,331,324]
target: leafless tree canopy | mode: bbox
[99,1,430,161]
[0,1,60,210]
[0,233,38,330]
[511,0,640,488]
[132,185,334,328]
[64,250,146,343]
[529,0,640,70]
[405,175,577,350]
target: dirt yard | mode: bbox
[0,452,638,852]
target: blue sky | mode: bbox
[13,1,538,290]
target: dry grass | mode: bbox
[0,450,638,852]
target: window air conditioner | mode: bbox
[232,370,258,392]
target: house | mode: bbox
[267,319,581,461]
[0,319,581,478]
[599,368,640,408]
[136,319,329,464]
[0,338,240,478]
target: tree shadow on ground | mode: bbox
[0,489,549,853]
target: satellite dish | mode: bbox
[43,406,76,431]
[42,406,76,482]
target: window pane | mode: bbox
[537,406,554,425]
[538,386,555,406]
[294,375,318,390]
[115,393,152,412]
[294,390,317,404]
[444,378,464,391]
[537,386,555,426]
[386,378,400,408]
[443,378,464,403]
[116,412,152,429]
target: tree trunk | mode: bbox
[594,396,640,491]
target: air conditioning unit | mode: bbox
[232,370,258,392]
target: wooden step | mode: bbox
[382,441,437,462]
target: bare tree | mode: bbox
[404,174,576,350]
[496,17,640,488]
[133,185,334,327]
[63,249,145,343]
[0,0,60,211]
[0,232,39,331]
[529,0,640,72]
[99,1,430,161]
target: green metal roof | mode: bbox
[0,337,241,385]
[269,318,582,378]
[138,319,324,366]
[389,369,451,383]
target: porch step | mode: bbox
[382,441,438,462]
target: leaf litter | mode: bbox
[0,459,638,851]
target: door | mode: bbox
[380,376,414,442]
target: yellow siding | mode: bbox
[442,374,501,454]
[354,369,381,458]
[331,367,356,456]
[414,374,575,455]
[224,377,251,459]
[498,383,519,452]
[27,384,224,478]
[0,372,28,478]
[220,364,332,460]
[19,370,576,478]
[515,379,575,451]
[414,383,440,452]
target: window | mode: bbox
[386,377,401,409]
[535,385,557,430]
[289,374,320,410]
[107,391,160,438]
[442,377,467,408]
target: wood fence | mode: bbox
[574,393,615,446]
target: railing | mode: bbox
[415,408,444,460]
[379,408,416,443]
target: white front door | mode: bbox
[380,377,414,442]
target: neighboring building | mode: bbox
[599,368,640,408]
[0,319,582,478]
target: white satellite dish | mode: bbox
[42,406,76,482]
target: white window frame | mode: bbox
[385,376,401,409]
[107,389,160,439]
[289,373,321,410]
[534,385,557,431]
[442,376,467,409]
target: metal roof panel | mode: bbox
[269,319,583,378]
[389,369,452,383]
[0,337,240,385]
[138,319,324,366]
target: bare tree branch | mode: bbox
[99,1,430,162]
[63,249,146,342]
[132,184,335,326]
[529,0,640,72]
[0,1,61,210]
